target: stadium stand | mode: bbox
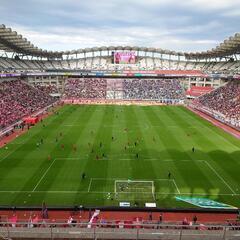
[0,56,240,73]
[194,80,240,128]
[186,86,214,97]
[0,80,56,129]
[63,78,107,99]
[123,79,185,103]
[62,78,185,103]
[33,83,59,95]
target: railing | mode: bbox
[0,121,22,139]
[0,222,240,240]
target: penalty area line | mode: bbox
[88,178,93,192]
[172,179,181,194]
[204,161,236,195]
[32,158,57,192]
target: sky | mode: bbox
[0,0,239,53]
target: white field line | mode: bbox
[63,124,142,127]
[0,190,239,196]
[56,157,82,161]
[0,149,16,163]
[89,161,236,196]
[0,141,29,163]
[2,157,236,197]
[91,178,170,181]
[32,157,82,192]
[94,158,205,162]
[87,178,93,193]
[0,134,34,162]
[172,179,181,194]
[204,161,236,195]
[120,188,151,191]
[32,158,57,192]
[144,125,196,129]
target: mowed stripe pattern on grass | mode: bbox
[0,105,239,208]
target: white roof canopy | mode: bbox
[0,24,239,59]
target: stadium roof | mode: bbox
[0,24,239,59]
[0,24,62,58]
[186,33,240,59]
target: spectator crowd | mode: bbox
[63,78,107,99]
[0,80,56,129]
[63,78,185,103]
[197,80,240,128]
[123,79,185,102]
[33,83,59,95]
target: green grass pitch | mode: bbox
[0,105,239,208]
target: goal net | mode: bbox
[114,180,155,201]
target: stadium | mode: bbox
[0,10,239,240]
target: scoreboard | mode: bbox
[114,52,136,64]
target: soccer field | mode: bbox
[0,105,239,208]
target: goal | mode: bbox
[114,180,155,201]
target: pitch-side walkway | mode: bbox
[0,209,238,224]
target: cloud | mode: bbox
[222,9,240,17]
[182,0,240,11]
[9,24,220,53]
[0,0,239,53]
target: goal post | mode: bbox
[114,180,155,201]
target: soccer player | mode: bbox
[55,137,58,142]
[47,155,51,161]
[136,153,139,159]
[112,136,114,141]
[134,142,137,147]
[61,144,64,149]
[192,147,195,153]
[168,172,171,179]
[40,138,43,144]
[82,172,86,180]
